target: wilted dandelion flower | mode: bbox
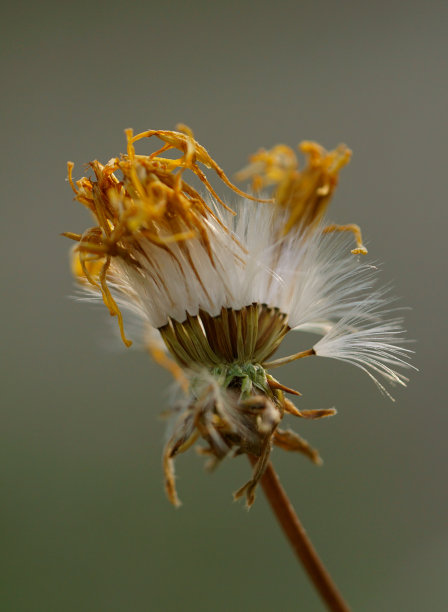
[64,126,413,507]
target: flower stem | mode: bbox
[250,457,351,612]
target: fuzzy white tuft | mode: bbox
[94,197,412,394]
[103,198,382,331]
[312,295,415,398]
[222,199,379,328]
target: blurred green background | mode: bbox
[1,1,447,610]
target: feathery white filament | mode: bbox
[96,197,412,393]
[313,296,415,398]
[223,200,379,328]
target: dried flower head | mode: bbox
[64,125,413,507]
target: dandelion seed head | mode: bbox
[64,125,413,506]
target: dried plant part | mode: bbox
[274,428,322,466]
[236,140,367,254]
[64,126,269,344]
[64,126,414,507]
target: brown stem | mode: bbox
[250,457,351,612]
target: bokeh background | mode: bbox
[2,1,447,610]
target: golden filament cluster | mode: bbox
[236,140,366,250]
[64,125,268,345]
